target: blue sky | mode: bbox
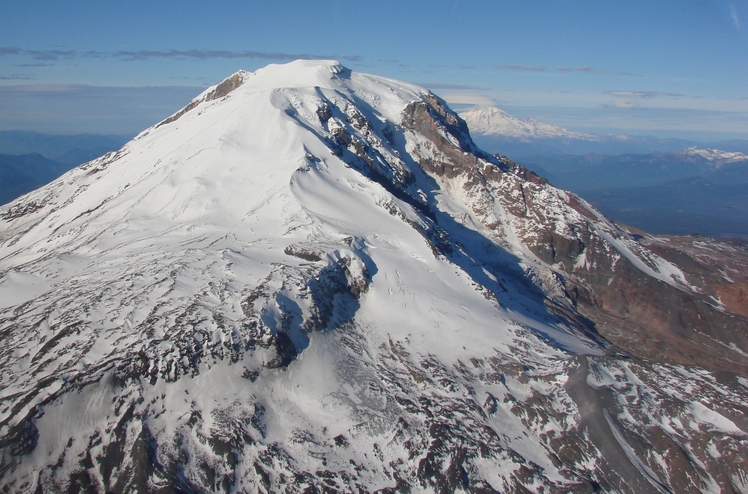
[1,0,747,139]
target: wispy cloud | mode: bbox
[731,4,740,29]
[440,93,496,107]
[0,84,202,134]
[503,102,748,138]
[605,100,635,109]
[494,64,547,72]
[13,63,55,68]
[28,49,76,61]
[0,47,72,61]
[556,65,607,73]
[0,75,36,81]
[495,64,643,76]
[605,90,685,99]
[416,82,486,91]
[0,48,76,61]
[107,49,362,62]
[1,47,362,63]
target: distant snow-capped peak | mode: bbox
[459,106,599,141]
[684,146,748,163]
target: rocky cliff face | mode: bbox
[0,60,746,493]
[401,93,748,375]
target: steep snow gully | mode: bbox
[0,60,746,493]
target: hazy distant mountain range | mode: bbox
[0,154,73,206]
[0,131,131,162]
[0,131,130,205]
[511,147,748,238]
[581,177,748,238]
[518,146,748,190]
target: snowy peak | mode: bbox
[199,60,348,96]
[459,106,599,141]
[213,59,351,95]
[155,60,427,136]
[684,146,748,164]
[248,59,349,88]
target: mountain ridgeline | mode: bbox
[0,61,746,493]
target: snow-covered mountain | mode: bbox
[684,146,748,164]
[459,106,599,141]
[458,106,701,157]
[0,60,746,493]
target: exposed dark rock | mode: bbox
[157,72,246,128]
[401,93,748,375]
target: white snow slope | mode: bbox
[0,60,746,493]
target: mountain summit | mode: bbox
[1,60,746,493]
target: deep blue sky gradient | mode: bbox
[1,0,746,138]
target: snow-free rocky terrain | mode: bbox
[0,60,746,493]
